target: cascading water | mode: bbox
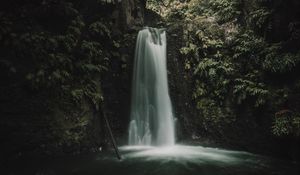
[128,27,175,146]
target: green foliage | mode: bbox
[262,45,300,73]
[50,107,91,145]
[89,21,111,39]
[147,0,188,19]
[164,0,300,139]
[233,78,269,107]
[0,0,115,150]
[232,31,265,62]
[196,98,236,131]
[207,0,241,23]
[248,8,271,29]
[272,112,300,137]
[194,58,234,78]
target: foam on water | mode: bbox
[120,145,257,165]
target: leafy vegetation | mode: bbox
[148,0,300,147]
[0,0,121,155]
[272,111,300,137]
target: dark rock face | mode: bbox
[99,0,145,144]
[111,0,145,30]
[120,0,144,28]
[167,24,197,141]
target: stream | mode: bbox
[5,145,299,175]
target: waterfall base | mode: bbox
[7,145,298,175]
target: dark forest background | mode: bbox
[1,0,300,164]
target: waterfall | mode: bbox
[128,27,175,146]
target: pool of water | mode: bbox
[5,145,300,175]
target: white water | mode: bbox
[120,145,257,165]
[128,27,175,146]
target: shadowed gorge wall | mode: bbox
[0,0,145,162]
[1,0,300,164]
